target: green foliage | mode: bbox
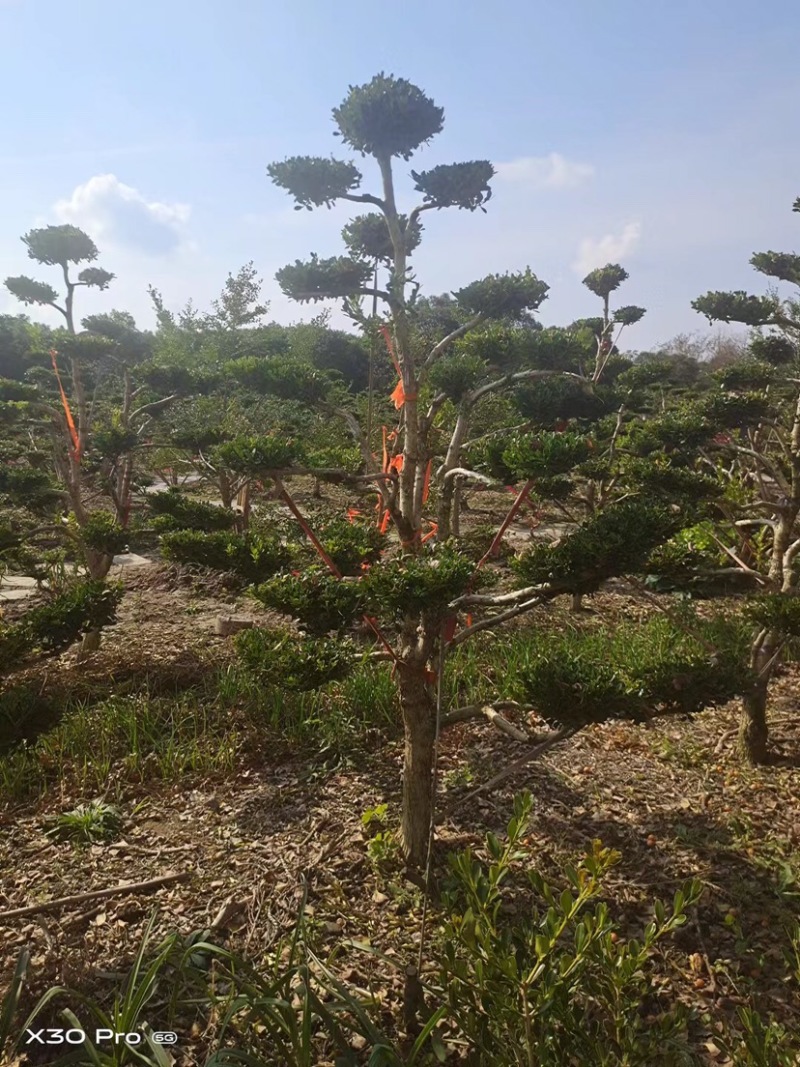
[645,521,727,591]
[513,613,752,729]
[514,498,683,594]
[20,224,100,267]
[454,322,532,373]
[4,276,59,307]
[0,377,39,402]
[77,511,128,557]
[332,72,444,160]
[613,304,646,326]
[91,420,139,460]
[692,291,780,327]
[514,377,609,424]
[750,251,800,286]
[214,434,303,473]
[582,263,629,299]
[750,332,797,366]
[76,267,115,290]
[235,628,354,690]
[411,160,495,211]
[160,530,290,583]
[229,354,331,402]
[0,465,60,510]
[427,351,488,401]
[714,359,776,390]
[341,212,421,262]
[316,516,385,575]
[745,593,800,637]
[267,155,363,209]
[252,570,364,635]
[698,391,770,429]
[148,489,237,532]
[43,799,123,844]
[522,325,588,372]
[622,457,722,505]
[503,430,591,478]
[275,253,373,303]
[621,407,716,457]
[363,544,474,621]
[454,269,549,321]
[440,794,703,1066]
[0,582,121,673]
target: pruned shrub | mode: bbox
[252,569,364,635]
[148,488,237,532]
[514,498,683,594]
[160,530,290,583]
[511,612,752,729]
[362,544,475,621]
[235,628,354,690]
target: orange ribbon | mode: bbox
[50,349,81,461]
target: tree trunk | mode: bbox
[77,549,114,659]
[739,683,769,764]
[452,479,462,538]
[570,592,584,612]
[398,661,435,868]
[739,628,780,764]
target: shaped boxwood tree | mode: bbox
[692,197,800,761]
[252,75,736,864]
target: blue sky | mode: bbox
[1,0,798,349]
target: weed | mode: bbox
[43,798,123,844]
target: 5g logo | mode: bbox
[25,1028,177,1046]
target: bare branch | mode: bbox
[449,593,548,647]
[422,314,485,371]
[342,192,386,210]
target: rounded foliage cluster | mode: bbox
[513,498,684,594]
[267,156,363,210]
[253,570,364,636]
[148,489,237,533]
[276,255,374,304]
[362,544,474,621]
[160,530,290,583]
[341,212,422,262]
[428,352,488,402]
[514,613,752,730]
[235,627,354,691]
[214,434,304,474]
[502,431,591,479]
[411,161,495,212]
[454,270,549,322]
[332,73,444,160]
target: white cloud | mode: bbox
[572,221,641,276]
[494,153,595,189]
[54,174,190,256]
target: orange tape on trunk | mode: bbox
[50,349,81,460]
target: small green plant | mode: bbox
[43,798,123,844]
[366,830,403,868]
[436,792,704,1066]
[361,802,389,830]
[443,764,475,790]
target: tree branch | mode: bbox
[466,368,570,406]
[342,192,386,210]
[422,314,485,370]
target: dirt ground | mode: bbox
[1,547,799,1065]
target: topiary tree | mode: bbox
[691,195,800,761]
[236,74,741,865]
[579,263,645,383]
